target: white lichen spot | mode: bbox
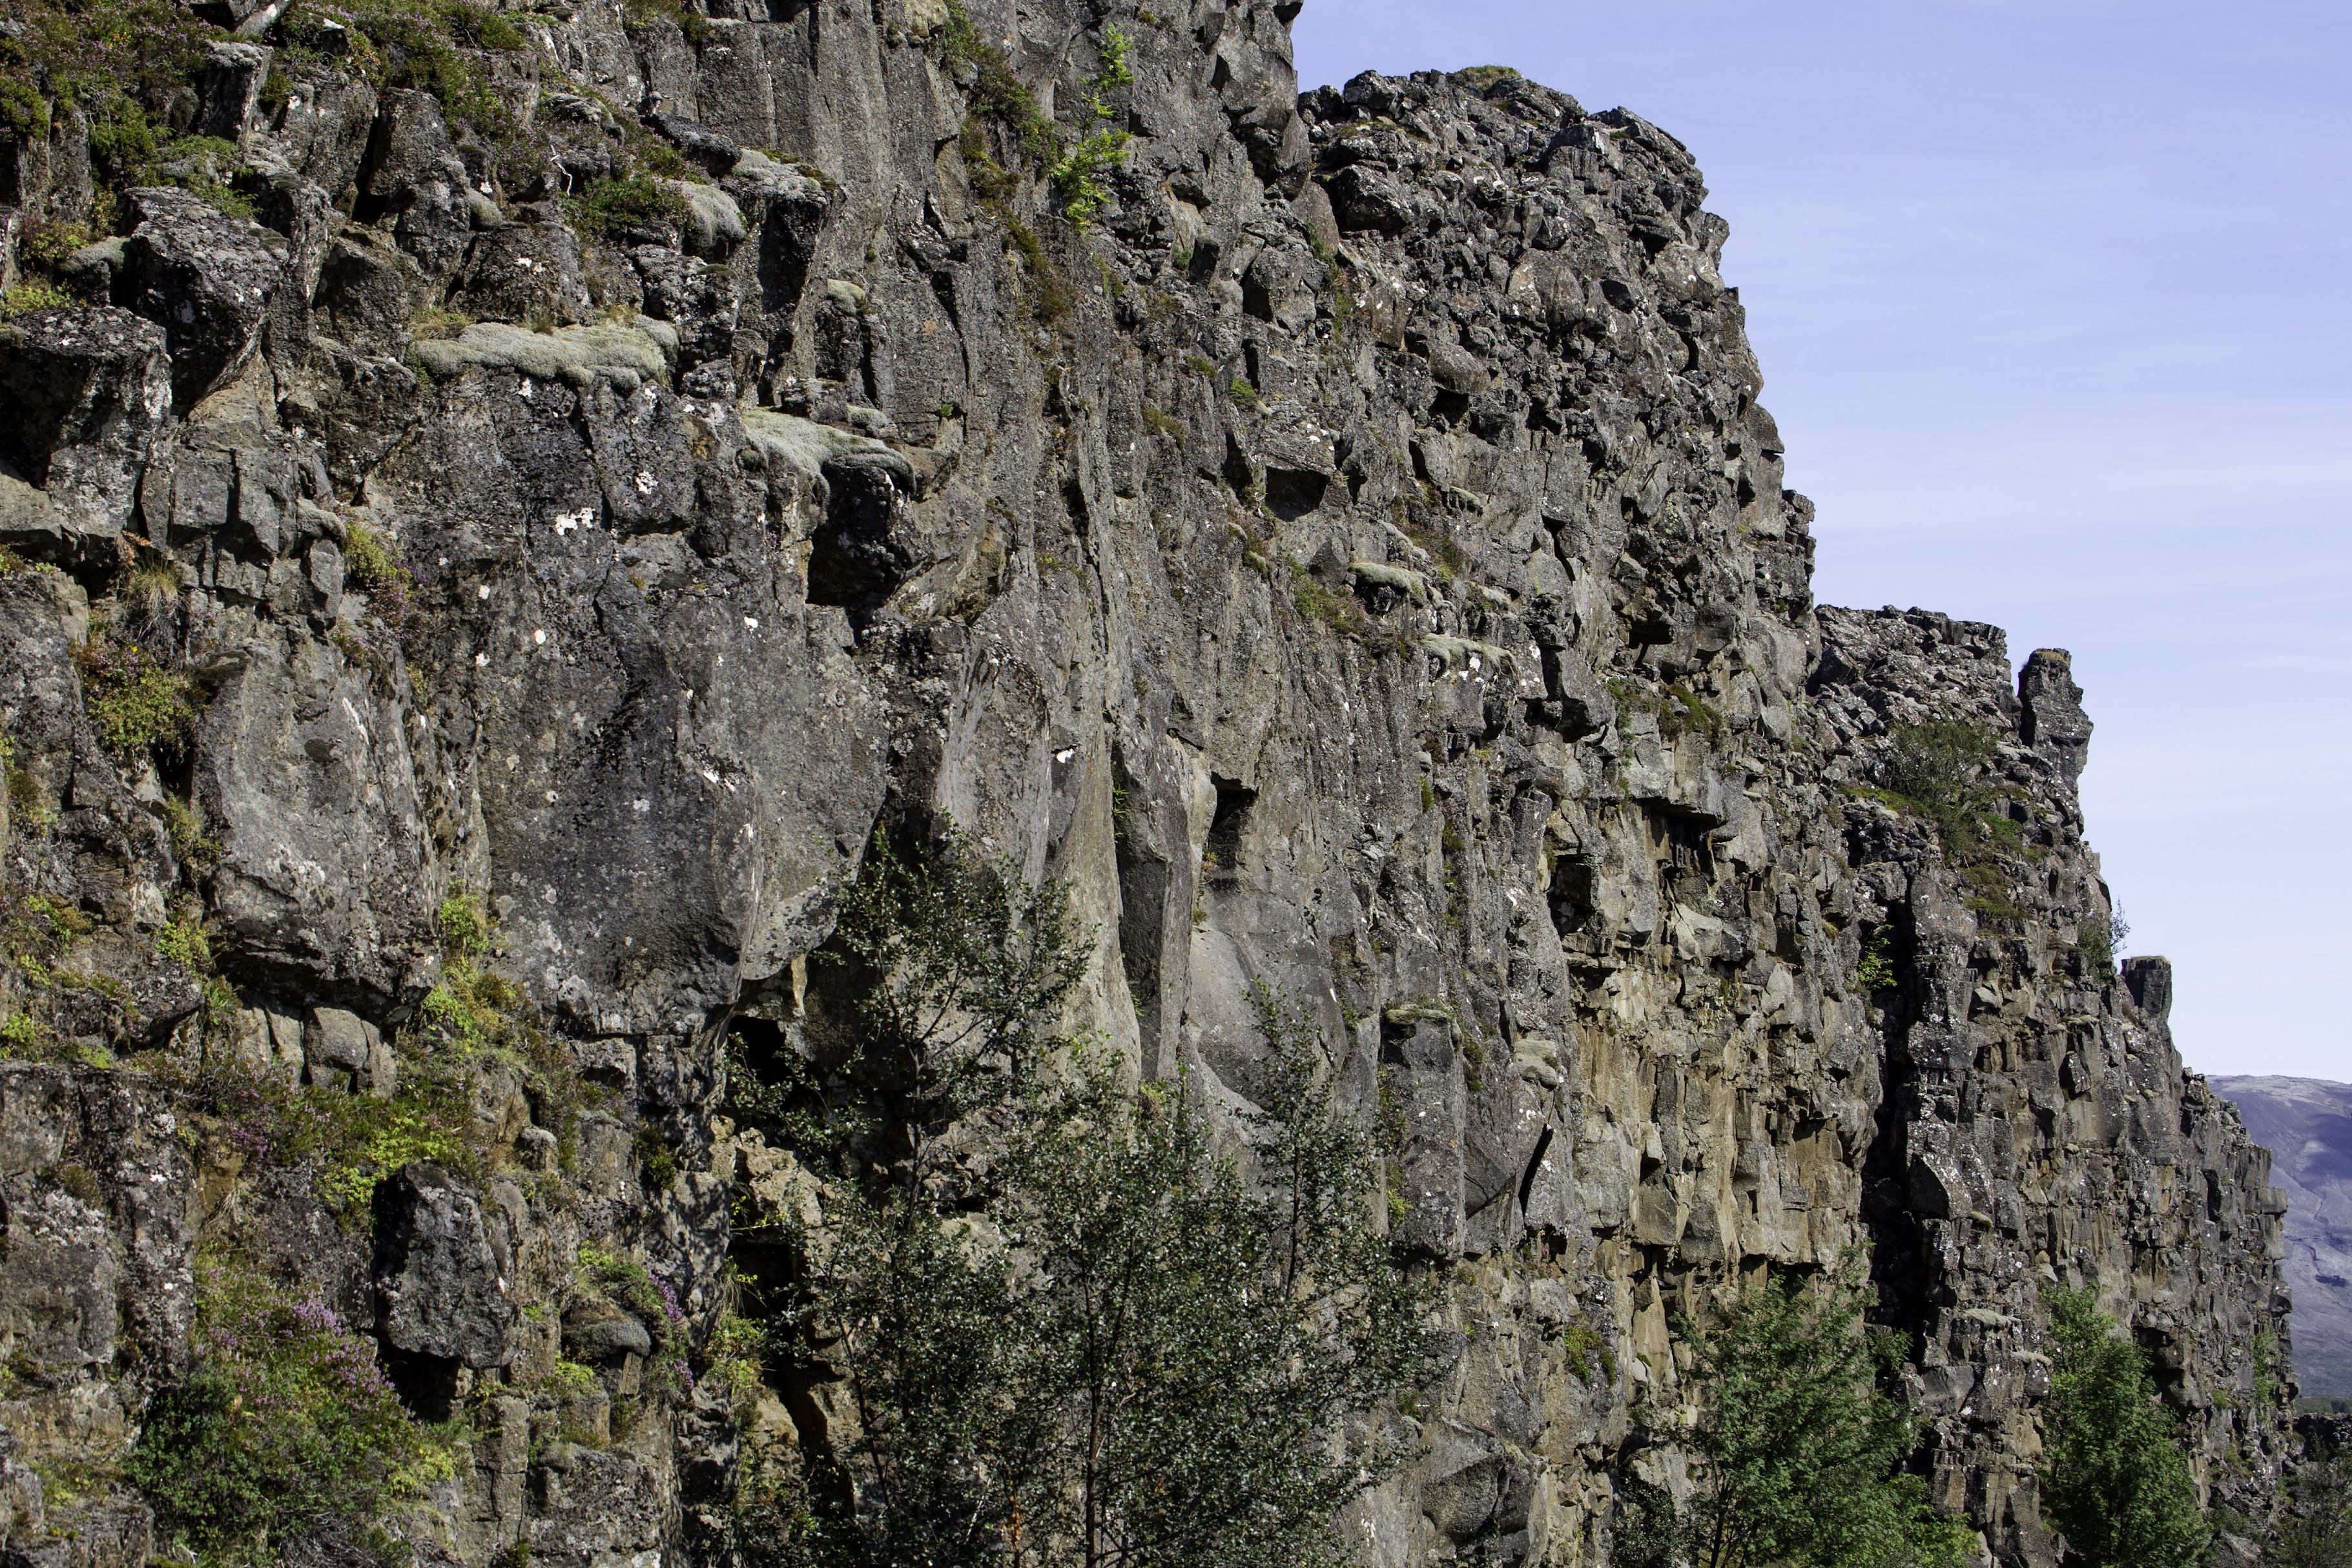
[534,629,548,645]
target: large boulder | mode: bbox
[116,187,287,409]
[370,1161,514,1370]
[0,307,171,552]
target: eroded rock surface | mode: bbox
[0,3,2294,1566]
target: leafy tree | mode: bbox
[2038,1287,2209,1568]
[989,988,1435,1568]
[803,829,1088,1193]
[2271,1455,2352,1567]
[732,833,1434,1568]
[1659,1270,1972,1568]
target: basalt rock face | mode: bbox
[0,4,2293,1568]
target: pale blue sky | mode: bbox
[1293,0,2352,1079]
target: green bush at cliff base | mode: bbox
[1622,1270,1973,1568]
[2272,1455,2352,1567]
[2038,1286,2209,1568]
[127,1253,457,1563]
[728,832,1438,1568]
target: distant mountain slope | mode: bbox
[2214,1077,2352,1396]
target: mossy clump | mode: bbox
[1660,683,1726,743]
[567,174,690,239]
[0,878,116,1061]
[162,796,222,879]
[0,282,74,316]
[1454,65,1522,91]
[341,522,416,637]
[156,916,212,972]
[619,0,709,43]
[577,1243,690,1397]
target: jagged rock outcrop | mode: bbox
[0,2,2295,1566]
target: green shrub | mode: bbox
[730,834,1437,1567]
[0,0,212,201]
[127,1253,457,1560]
[2272,1456,2352,1567]
[1652,1270,1974,1568]
[754,990,1437,1568]
[438,1,528,50]
[2075,906,2119,977]
[1857,925,1897,992]
[1227,377,1263,411]
[349,6,513,137]
[1045,26,1133,227]
[937,0,1054,163]
[2039,1286,2208,1568]
[1875,716,2019,861]
[569,174,688,238]
[171,1058,471,1225]
[801,828,1089,1154]
[437,891,490,957]
[75,636,198,758]
[0,283,72,316]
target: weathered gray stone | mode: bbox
[117,188,286,409]
[372,1162,515,1369]
[0,10,2296,1568]
[0,307,172,550]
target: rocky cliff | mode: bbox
[0,1,2299,1564]
[2214,1078,2352,1401]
